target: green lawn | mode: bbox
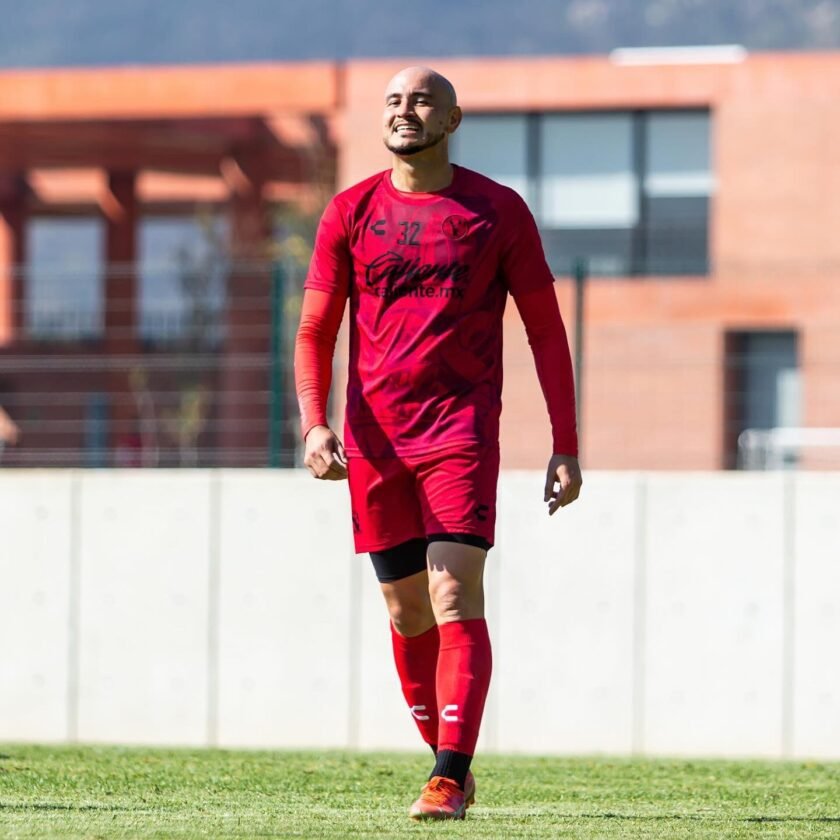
[1,745,838,839]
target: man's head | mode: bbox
[382,66,462,158]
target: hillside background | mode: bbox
[0,0,838,68]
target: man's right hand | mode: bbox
[303,425,348,480]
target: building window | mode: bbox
[454,109,712,277]
[139,214,227,346]
[724,330,801,469]
[643,112,712,276]
[453,114,529,199]
[25,217,104,340]
[539,113,637,276]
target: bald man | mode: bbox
[295,66,581,821]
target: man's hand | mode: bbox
[304,425,348,481]
[0,407,20,446]
[544,453,582,515]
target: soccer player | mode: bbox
[294,66,582,820]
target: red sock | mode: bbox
[436,618,492,756]
[390,623,440,748]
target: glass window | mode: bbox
[26,217,104,339]
[539,114,637,227]
[539,113,637,275]
[740,332,801,431]
[139,214,227,346]
[643,112,712,275]
[452,115,529,200]
[645,112,712,197]
[725,331,801,469]
[454,109,712,277]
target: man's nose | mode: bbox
[395,99,415,118]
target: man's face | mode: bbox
[382,71,459,157]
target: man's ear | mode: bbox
[448,106,463,134]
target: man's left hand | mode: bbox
[544,454,582,515]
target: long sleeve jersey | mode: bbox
[295,165,578,460]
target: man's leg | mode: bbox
[406,445,496,819]
[350,455,441,750]
[426,540,491,790]
[372,539,439,751]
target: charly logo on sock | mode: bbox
[410,705,430,721]
[441,704,460,722]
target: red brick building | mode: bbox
[1,53,838,468]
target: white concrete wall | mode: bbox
[0,472,75,742]
[642,474,787,757]
[1,469,838,758]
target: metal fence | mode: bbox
[1,256,839,470]
[0,258,305,469]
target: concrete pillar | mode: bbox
[103,171,139,462]
[219,155,272,466]
[0,174,27,347]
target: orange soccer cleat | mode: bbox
[464,770,476,808]
[409,773,475,821]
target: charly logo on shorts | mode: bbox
[442,215,469,240]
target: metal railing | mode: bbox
[738,428,840,470]
[2,256,840,471]
[0,258,305,468]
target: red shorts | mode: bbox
[347,445,500,554]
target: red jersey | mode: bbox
[302,165,576,459]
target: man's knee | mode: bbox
[429,575,484,622]
[380,572,435,637]
[389,599,435,636]
[427,540,487,623]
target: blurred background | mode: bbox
[1,1,839,758]
[0,0,839,470]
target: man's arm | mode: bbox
[512,285,582,514]
[294,288,348,480]
[294,196,352,481]
[0,405,20,446]
[512,284,578,457]
[500,192,582,513]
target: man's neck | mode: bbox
[390,155,454,194]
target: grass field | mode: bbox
[1,745,839,839]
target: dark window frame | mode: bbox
[456,107,712,278]
[723,329,800,470]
